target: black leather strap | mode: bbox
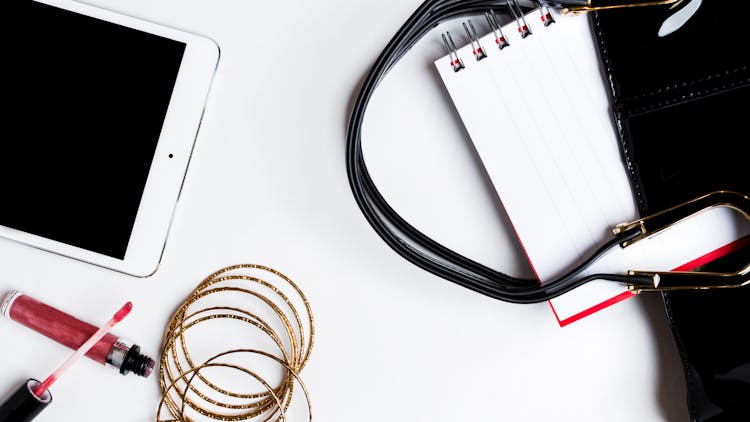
[345,0,656,304]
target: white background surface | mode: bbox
[0,1,690,421]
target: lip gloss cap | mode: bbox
[0,378,52,422]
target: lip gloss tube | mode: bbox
[1,290,155,378]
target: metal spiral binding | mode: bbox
[539,1,556,26]
[508,0,532,38]
[441,31,465,72]
[486,10,510,50]
[463,19,487,61]
[442,2,563,72]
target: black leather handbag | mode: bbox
[591,3,750,420]
[346,2,750,418]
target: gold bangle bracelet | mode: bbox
[157,264,314,421]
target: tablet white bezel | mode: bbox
[0,0,219,277]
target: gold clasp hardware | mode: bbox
[561,0,680,15]
[611,191,750,293]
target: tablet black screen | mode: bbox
[0,1,186,259]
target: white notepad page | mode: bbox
[436,8,750,325]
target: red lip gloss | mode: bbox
[0,301,133,422]
[1,290,155,378]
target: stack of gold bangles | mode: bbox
[157,264,314,421]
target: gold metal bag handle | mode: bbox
[562,0,680,15]
[612,191,750,293]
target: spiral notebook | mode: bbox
[435,6,750,326]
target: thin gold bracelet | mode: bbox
[157,264,314,421]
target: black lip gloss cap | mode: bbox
[0,379,52,422]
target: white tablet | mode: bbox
[0,0,219,276]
